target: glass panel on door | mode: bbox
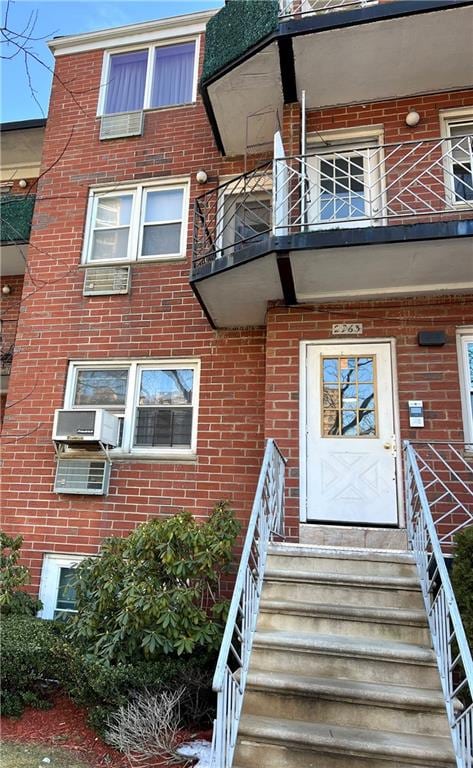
[321,355,376,437]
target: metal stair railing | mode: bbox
[210,438,286,768]
[404,441,473,768]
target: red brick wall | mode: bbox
[1,26,472,592]
[265,295,473,540]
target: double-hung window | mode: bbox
[83,181,189,264]
[442,111,473,206]
[100,40,197,115]
[458,331,473,444]
[65,361,200,457]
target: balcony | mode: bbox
[191,135,473,327]
[201,0,473,156]
[0,194,36,276]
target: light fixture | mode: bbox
[2,284,12,295]
[196,170,208,184]
[18,179,27,188]
[405,110,420,127]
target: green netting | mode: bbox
[202,0,279,84]
[0,195,36,243]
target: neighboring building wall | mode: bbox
[0,274,24,422]
[265,295,473,540]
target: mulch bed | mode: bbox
[1,693,210,767]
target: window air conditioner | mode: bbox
[99,111,144,140]
[54,458,111,495]
[83,265,130,296]
[52,409,120,447]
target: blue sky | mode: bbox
[1,0,223,122]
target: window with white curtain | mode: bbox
[101,40,197,115]
[38,554,84,620]
[458,332,473,443]
[82,180,189,264]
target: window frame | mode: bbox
[82,179,190,266]
[440,108,473,208]
[457,328,473,445]
[38,553,84,620]
[306,125,385,230]
[64,359,200,459]
[97,36,200,117]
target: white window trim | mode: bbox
[457,327,473,444]
[97,35,200,117]
[440,107,473,209]
[64,359,200,460]
[305,125,386,229]
[38,553,85,620]
[81,178,190,266]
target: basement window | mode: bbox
[38,554,83,620]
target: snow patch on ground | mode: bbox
[177,739,212,768]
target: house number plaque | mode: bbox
[331,323,363,336]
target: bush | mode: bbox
[452,526,473,645]
[1,616,66,716]
[0,532,42,616]
[67,502,240,664]
[65,650,215,735]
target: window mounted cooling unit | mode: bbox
[100,111,144,140]
[83,265,130,296]
[52,409,120,447]
[54,459,111,495]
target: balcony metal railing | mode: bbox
[192,134,473,270]
[210,439,286,768]
[279,0,379,19]
[404,441,473,768]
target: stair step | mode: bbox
[244,670,449,737]
[299,523,408,550]
[258,598,430,643]
[264,568,423,609]
[251,630,440,686]
[235,715,455,767]
[267,542,417,577]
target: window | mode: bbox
[222,193,271,253]
[306,128,383,228]
[65,360,200,456]
[38,554,83,620]
[100,40,197,115]
[446,121,473,204]
[83,181,189,264]
[458,332,473,443]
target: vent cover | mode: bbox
[54,459,111,495]
[100,111,144,140]
[83,265,131,296]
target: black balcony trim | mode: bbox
[201,0,473,155]
[0,118,46,132]
[191,219,473,284]
[278,37,297,104]
[277,251,297,305]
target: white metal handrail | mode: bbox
[279,0,378,19]
[210,439,286,768]
[404,441,473,768]
[193,134,473,269]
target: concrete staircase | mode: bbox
[233,542,455,768]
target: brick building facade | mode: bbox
[1,1,472,616]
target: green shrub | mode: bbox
[452,526,473,645]
[0,616,66,716]
[67,502,240,664]
[0,532,42,616]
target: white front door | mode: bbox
[305,342,398,525]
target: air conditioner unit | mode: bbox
[53,409,120,446]
[54,458,111,495]
[83,265,131,296]
[100,111,144,140]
